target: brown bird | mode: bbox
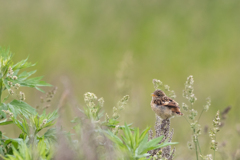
[150,90,183,119]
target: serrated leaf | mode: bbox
[8,100,36,118]
[12,57,35,70]
[18,70,37,80]
[44,128,57,142]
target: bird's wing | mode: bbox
[161,96,179,108]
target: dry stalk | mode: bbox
[148,115,175,160]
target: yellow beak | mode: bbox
[151,93,157,97]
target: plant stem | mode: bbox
[183,115,191,125]
[197,139,202,155]
[0,78,2,103]
[198,109,204,122]
[193,129,199,160]
[194,140,199,160]
[213,136,216,160]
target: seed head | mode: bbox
[188,109,198,120]
[182,102,188,111]
[152,79,162,90]
[19,91,26,101]
[84,92,97,108]
[117,95,129,110]
[15,83,20,89]
[8,67,13,75]
[164,85,170,91]
[12,76,17,80]
[187,141,193,150]
[105,113,109,122]
[8,89,14,95]
[7,81,12,86]
[98,97,104,108]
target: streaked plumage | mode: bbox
[151,90,183,119]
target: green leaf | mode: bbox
[155,142,178,149]
[2,79,10,90]
[4,138,23,150]
[2,94,10,103]
[139,126,150,143]
[0,103,8,119]
[0,119,13,125]
[123,123,132,144]
[136,133,149,155]
[135,128,140,148]
[11,117,29,135]
[104,130,124,148]
[134,153,151,159]
[18,70,37,80]
[44,128,57,143]
[8,100,36,118]
[12,57,35,70]
[35,87,45,93]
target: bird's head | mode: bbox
[152,90,166,99]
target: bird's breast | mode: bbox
[150,101,174,119]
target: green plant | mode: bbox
[105,123,177,159]
[180,75,221,160]
[66,91,178,160]
[0,47,57,158]
[2,138,54,160]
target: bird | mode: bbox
[150,89,183,119]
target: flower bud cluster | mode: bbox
[169,90,176,99]
[8,89,14,95]
[6,67,22,95]
[190,121,201,136]
[204,97,211,112]
[187,141,194,150]
[152,79,163,90]
[98,97,104,108]
[90,108,98,115]
[210,139,218,151]
[183,75,197,104]
[200,154,213,160]
[117,95,129,110]
[7,67,19,81]
[8,67,13,75]
[12,76,17,80]
[40,119,48,128]
[182,102,188,111]
[19,91,26,101]
[105,113,109,123]
[164,85,170,91]
[151,150,163,160]
[84,92,97,108]
[112,107,119,119]
[45,87,57,102]
[15,83,20,89]
[209,111,220,151]
[188,109,198,120]
[7,81,12,87]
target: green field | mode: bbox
[1,0,240,159]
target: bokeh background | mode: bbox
[1,0,240,159]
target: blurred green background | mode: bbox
[1,0,240,159]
